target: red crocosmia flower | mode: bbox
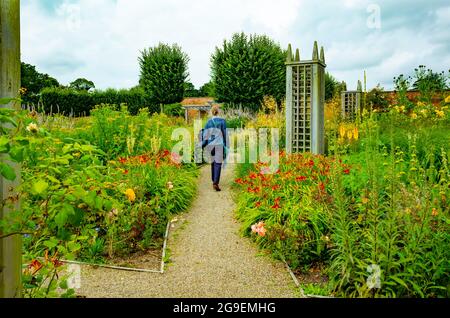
[249,173,257,179]
[235,178,244,184]
[29,259,43,274]
[296,176,307,182]
[343,169,350,175]
[319,182,326,192]
[162,149,170,157]
[272,185,280,191]
[119,157,127,164]
[308,159,315,167]
[272,202,281,209]
[255,202,262,208]
[124,170,129,175]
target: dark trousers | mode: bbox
[211,162,222,185]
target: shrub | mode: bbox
[163,103,184,117]
[39,87,154,116]
[211,32,286,111]
[139,43,189,106]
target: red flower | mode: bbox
[29,259,43,274]
[272,202,281,209]
[319,182,326,192]
[124,170,129,175]
[343,169,350,175]
[255,202,262,208]
[162,149,170,157]
[235,178,244,184]
[308,159,315,167]
[296,176,307,182]
[249,173,257,179]
[119,157,127,164]
[272,185,280,191]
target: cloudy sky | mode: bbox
[21,0,450,91]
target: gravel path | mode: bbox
[77,162,299,298]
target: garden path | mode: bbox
[77,160,298,297]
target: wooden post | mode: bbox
[0,0,22,298]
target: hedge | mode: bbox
[39,87,158,116]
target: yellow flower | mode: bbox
[445,95,450,104]
[125,189,136,202]
[353,127,359,141]
[347,129,353,140]
[410,113,418,119]
[435,110,445,118]
[26,123,39,133]
[417,101,426,108]
[339,125,346,139]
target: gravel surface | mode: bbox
[77,162,299,298]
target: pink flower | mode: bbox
[170,152,182,164]
[251,221,267,237]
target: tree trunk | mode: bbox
[0,0,22,298]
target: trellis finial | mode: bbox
[287,44,293,63]
[320,46,325,64]
[312,41,319,60]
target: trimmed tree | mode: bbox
[211,32,286,111]
[70,78,95,91]
[139,43,189,108]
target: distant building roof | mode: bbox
[181,97,215,106]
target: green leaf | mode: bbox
[43,238,59,249]
[67,241,81,252]
[9,146,24,162]
[0,162,16,181]
[32,179,49,194]
[59,280,69,290]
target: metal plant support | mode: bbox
[285,41,326,154]
[341,81,362,120]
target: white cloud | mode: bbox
[21,0,450,91]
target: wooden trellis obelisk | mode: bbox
[0,0,22,298]
[341,80,362,120]
[286,41,326,154]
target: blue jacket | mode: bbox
[202,116,228,151]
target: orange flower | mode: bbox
[29,259,43,275]
[432,208,439,217]
[125,189,136,202]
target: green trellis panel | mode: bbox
[286,42,326,154]
[341,81,362,121]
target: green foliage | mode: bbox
[412,66,449,103]
[40,87,154,116]
[69,78,95,91]
[199,81,216,97]
[366,85,390,112]
[211,32,286,111]
[21,62,59,104]
[184,82,200,98]
[325,72,339,102]
[0,104,198,297]
[163,103,184,117]
[139,43,189,105]
[235,106,450,298]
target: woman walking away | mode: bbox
[203,105,228,192]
